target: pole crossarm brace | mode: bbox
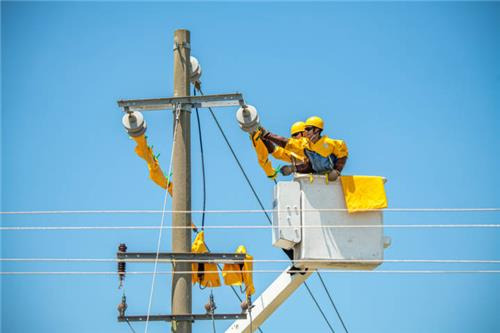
[117,252,246,264]
[117,93,245,112]
[118,314,247,322]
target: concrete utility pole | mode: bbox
[118,29,248,331]
[172,29,192,333]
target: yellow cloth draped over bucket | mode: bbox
[340,176,388,213]
[222,245,255,298]
[132,134,173,196]
[191,231,221,288]
[251,130,278,179]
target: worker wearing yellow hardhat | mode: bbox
[290,121,306,138]
[260,122,313,175]
[302,116,348,181]
[266,121,309,164]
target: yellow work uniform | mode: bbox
[271,137,308,163]
[251,130,278,179]
[305,136,348,174]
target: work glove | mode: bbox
[327,169,340,181]
[280,165,294,176]
[259,127,269,139]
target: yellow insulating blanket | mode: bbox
[340,176,388,213]
[191,231,221,288]
[251,130,278,179]
[132,134,173,196]
[222,245,255,298]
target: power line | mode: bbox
[316,272,349,333]
[143,106,180,333]
[304,282,336,332]
[194,87,207,230]
[2,258,500,264]
[198,86,336,332]
[2,270,500,276]
[3,224,500,231]
[1,208,499,215]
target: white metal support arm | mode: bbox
[225,266,313,333]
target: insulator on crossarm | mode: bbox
[117,243,127,289]
[190,56,202,86]
[236,105,260,133]
[122,111,147,137]
[117,294,128,317]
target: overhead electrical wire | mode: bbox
[304,282,336,333]
[2,224,500,231]
[2,270,500,275]
[143,106,181,333]
[197,86,336,333]
[194,87,207,230]
[317,272,349,333]
[2,208,499,215]
[193,86,264,333]
[2,258,500,264]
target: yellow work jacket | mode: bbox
[271,137,308,163]
[308,136,348,158]
[304,136,348,174]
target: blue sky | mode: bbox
[2,2,500,332]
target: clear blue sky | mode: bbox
[2,2,500,332]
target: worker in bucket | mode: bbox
[260,121,314,175]
[302,116,348,181]
[262,116,347,180]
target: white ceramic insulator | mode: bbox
[190,56,202,84]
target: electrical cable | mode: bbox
[143,106,181,333]
[197,85,334,333]
[3,259,500,264]
[194,87,207,230]
[316,271,349,333]
[198,87,272,226]
[126,320,137,333]
[2,208,499,215]
[3,224,500,231]
[210,289,217,333]
[3,270,500,275]
[304,281,336,333]
[191,92,264,333]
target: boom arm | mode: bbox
[225,266,313,333]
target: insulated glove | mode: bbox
[328,169,341,181]
[280,165,294,176]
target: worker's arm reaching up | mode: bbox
[260,128,289,148]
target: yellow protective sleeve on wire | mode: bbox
[132,135,173,196]
[222,245,255,298]
[251,130,278,179]
[340,175,388,213]
[191,231,221,288]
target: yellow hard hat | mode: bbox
[290,121,306,135]
[305,116,324,130]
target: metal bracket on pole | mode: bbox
[119,313,247,323]
[117,93,245,112]
[117,252,246,264]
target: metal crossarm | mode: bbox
[117,252,246,264]
[117,93,245,112]
[119,314,247,322]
